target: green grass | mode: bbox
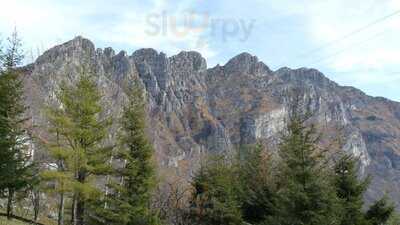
[0,214,56,225]
[0,216,28,225]
[0,208,56,225]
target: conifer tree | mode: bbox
[91,82,159,225]
[334,155,370,225]
[277,104,339,225]
[0,31,34,219]
[189,156,243,225]
[365,197,394,225]
[386,213,400,225]
[238,144,280,225]
[41,128,72,225]
[120,82,159,225]
[43,72,112,225]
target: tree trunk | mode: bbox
[7,188,14,220]
[75,171,86,225]
[76,197,85,225]
[33,189,40,222]
[71,194,77,225]
[58,193,65,225]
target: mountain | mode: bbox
[21,36,400,207]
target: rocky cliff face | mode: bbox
[21,37,400,206]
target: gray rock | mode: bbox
[21,36,400,208]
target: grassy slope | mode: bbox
[0,217,27,225]
[0,215,56,225]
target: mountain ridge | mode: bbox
[21,36,400,208]
[30,36,398,104]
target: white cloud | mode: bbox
[101,8,217,59]
[289,0,400,100]
[306,0,400,66]
[106,0,218,59]
[0,0,217,61]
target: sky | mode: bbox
[0,0,399,101]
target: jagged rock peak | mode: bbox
[64,36,95,49]
[116,50,128,57]
[275,66,337,88]
[226,52,254,62]
[131,48,168,68]
[224,52,271,76]
[103,47,116,58]
[274,66,292,73]
[132,48,161,58]
[169,51,207,72]
[275,66,322,75]
[36,36,96,64]
[55,36,96,53]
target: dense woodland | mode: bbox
[0,32,399,225]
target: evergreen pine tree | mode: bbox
[40,128,73,225]
[238,144,280,224]
[91,82,159,225]
[334,155,370,225]
[386,213,400,225]
[0,31,34,219]
[42,72,112,225]
[277,105,339,225]
[189,156,243,225]
[365,197,394,225]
